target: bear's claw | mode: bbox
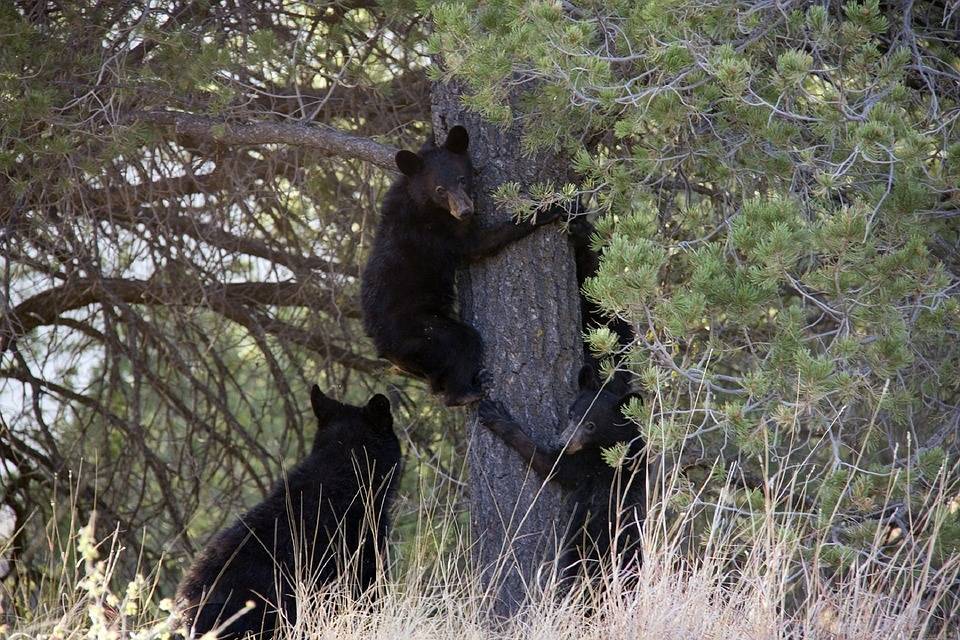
[478,398,512,424]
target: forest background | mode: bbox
[1,0,959,637]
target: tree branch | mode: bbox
[247,314,385,374]
[98,202,360,278]
[127,110,399,170]
[244,68,431,126]
[1,278,359,351]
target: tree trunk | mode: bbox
[431,83,583,617]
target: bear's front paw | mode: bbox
[478,399,514,428]
[539,198,584,227]
[475,367,493,389]
[566,214,593,240]
[535,203,566,226]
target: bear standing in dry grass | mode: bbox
[176,386,401,639]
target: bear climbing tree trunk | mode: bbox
[431,83,583,617]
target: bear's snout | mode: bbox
[447,191,474,220]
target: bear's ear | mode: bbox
[577,364,599,391]
[605,373,632,397]
[443,125,469,154]
[395,150,423,176]
[364,393,393,430]
[310,384,339,425]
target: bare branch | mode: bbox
[127,110,400,170]
[1,278,359,351]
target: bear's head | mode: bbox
[559,365,643,455]
[309,385,401,467]
[395,125,474,221]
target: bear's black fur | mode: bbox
[478,365,645,580]
[361,126,561,406]
[176,386,401,639]
[567,212,635,367]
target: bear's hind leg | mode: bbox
[384,317,483,406]
[438,321,484,407]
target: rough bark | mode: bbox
[431,84,582,616]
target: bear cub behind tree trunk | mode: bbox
[361,125,562,407]
[477,209,644,582]
[478,366,645,583]
[176,386,401,639]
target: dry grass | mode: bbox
[3,462,958,640]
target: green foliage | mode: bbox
[433,0,960,578]
[600,442,629,469]
[585,326,621,358]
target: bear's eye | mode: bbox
[435,186,447,195]
[458,176,467,185]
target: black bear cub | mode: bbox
[478,365,645,580]
[176,386,401,639]
[361,125,561,407]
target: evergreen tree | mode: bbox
[431,0,960,574]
